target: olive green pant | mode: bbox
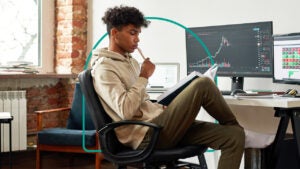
[151,77,245,169]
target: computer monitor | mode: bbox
[185,21,273,91]
[273,34,300,85]
[146,63,180,91]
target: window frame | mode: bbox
[0,0,55,74]
[38,0,54,73]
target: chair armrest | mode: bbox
[98,120,162,164]
[35,107,71,131]
[35,107,71,114]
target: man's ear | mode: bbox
[111,28,118,37]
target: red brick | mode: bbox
[72,0,87,6]
[46,87,59,95]
[71,50,80,58]
[72,21,86,30]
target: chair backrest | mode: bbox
[78,69,124,153]
[78,70,113,130]
[66,82,95,130]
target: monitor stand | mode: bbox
[231,77,244,91]
[221,77,244,95]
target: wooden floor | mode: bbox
[0,150,115,169]
[1,149,197,169]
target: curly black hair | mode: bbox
[102,5,150,34]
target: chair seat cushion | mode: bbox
[148,145,207,162]
[38,128,96,147]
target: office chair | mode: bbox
[78,69,208,169]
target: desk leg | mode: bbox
[0,123,2,169]
[270,109,290,168]
[9,121,12,169]
[291,110,300,158]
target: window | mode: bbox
[0,0,40,67]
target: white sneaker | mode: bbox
[244,129,276,148]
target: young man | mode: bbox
[91,5,245,169]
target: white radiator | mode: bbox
[0,91,27,152]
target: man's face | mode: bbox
[113,24,141,54]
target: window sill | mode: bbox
[0,73,78,79]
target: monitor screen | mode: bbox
[146,63,180,91]
[273,34,300,85]
[186,21,274,76]
[185,21,273,90]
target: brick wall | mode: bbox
[26,79,75,133]
[55,0,87,74]
[0,78,75,146]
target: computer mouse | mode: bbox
[231,89,246,96]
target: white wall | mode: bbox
[88,0,300,92]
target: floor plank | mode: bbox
[0,150,115,169]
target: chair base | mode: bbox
[117,154,207,169]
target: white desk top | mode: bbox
[223,95,300,108]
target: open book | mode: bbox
[157,64,218,105]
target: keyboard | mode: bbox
[235,93,274,96]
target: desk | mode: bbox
[0,116,13,169]
[223,96,300,168]
[224,95,300,108]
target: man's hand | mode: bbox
[139,58,155,79]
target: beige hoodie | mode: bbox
[91,48,163,149]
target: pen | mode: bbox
[137,47,146,60]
